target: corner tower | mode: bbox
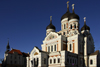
[68,4,80,37]
[60,1,71,36]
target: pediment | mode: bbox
[30,47,41,56]
[44,32,59,41]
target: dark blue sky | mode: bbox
[0,0,100,62]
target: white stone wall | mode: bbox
[89,55,97,67]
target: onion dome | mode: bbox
[46,22,56,30]
[81,22,90,31]
[61,8,71,20]
[81,17,90,31]
[46,16,56,30]
[68,12,79,21]
[68,4,79,21]
[61,1,71,20]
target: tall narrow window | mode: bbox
[48,46,50,52]
[70,24,72,29]
[64,24,66,29]
[74,24,76,28]
[90,59,93,64]
[37,58,39,65]
[54,59,56,63]
[34,58,35,65]
[50,59,52,64]
[58,58,60,63]
[73,59,74,63]
[70,59,72,63]
[51,46,53,52]
[63,32,65,35]
[70,44,71,50]
[67,58,69,63]
[75,59,76,64]
[44,58,46,64]
[54,45,56,51]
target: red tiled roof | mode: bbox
[8,49,23,55]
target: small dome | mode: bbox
[68,12,79,21]
[46,22,56,30]
[81,23,90,31]
[61,9,71,20]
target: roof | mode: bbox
[8,49,23,55]
[22,52,29,57]
[8,49,29,57]
[89,50,99,56]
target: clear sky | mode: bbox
[0,0,100,62]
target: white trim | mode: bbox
[46,29,55,32]
[69,19,79,23]
[61,18,68,23]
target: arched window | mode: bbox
[63,32,65,35]
[37,58,39,65]
[33,58,35,65]
[58,58,60,63]
[70,44,71,50]
[54,59,56,63]
[90,59,93,64]
[70,24,72,29]
[50,59,52,64]
[51,46,53,52]
[74,24,76,28]
[64,24,66,29]
[48,46,50,52]
[54,45,56,51]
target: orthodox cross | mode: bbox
[50,16,52,21]
[83,17,86,22]
[72,4,75,10]
[66,1,69,8]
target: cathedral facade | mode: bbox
[27,2,100,67]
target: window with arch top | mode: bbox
[70,44,72,50]
[70,24,72,29]
[64,24,66,29]
[90,59,93,64]
[74,24,76,28]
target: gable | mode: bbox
[44,32,59,41]
[30,47,41,56]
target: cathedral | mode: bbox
[27,2,100,67]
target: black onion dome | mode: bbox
[68,12,79,21]
[81,23,90,31]
[61,9,71,20]
[46,22,56,30]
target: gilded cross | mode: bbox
[50,16,52,21]
[66,1,69,8]
[83,17,86,22]
[72,4,75,9]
